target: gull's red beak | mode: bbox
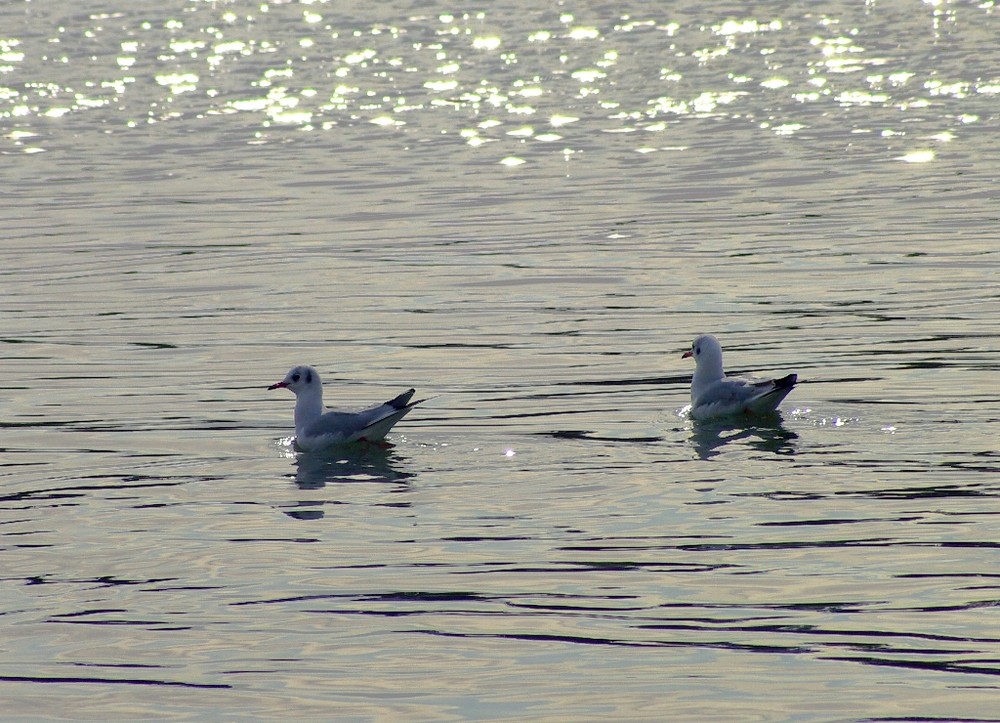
[681,350,693,359]
[267,381,288,390]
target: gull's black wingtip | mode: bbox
[774,373,797,389]
[387,388,417,409]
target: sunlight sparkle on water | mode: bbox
[268,113,312,126]
[156,72,199,94]
[230,98,269,112]
[170,39,205,53]
[214,41,246,55]
[567,27,600,40]
[472,36,502,51]
[571,69,606,83]
[425,79,458,92]
[344,49,377,65]
[513,86,543,98]
[715,19,783,35]
[836,90,890,105]
[772,123,804,135]
[371,116,404,127]
[277,437,297,458]
[549,114,578,127]
[897,149,935,163]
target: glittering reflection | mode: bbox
[0,3,993,161]
[897,149,935,163]
[155,72,198,94]
[0,38,24,64]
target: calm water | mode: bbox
[2,0,999,719]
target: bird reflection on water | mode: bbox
[280,443,415,520]
[292,443,415,490]
[688,413,799,460]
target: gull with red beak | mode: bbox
[682,334,797,420]
[268,365,422,450]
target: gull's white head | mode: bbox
[682,334,724,380]
[268,365,321,395]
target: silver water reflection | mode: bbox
[2,1,995,166]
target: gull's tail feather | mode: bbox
[751,373,797,413]
[358,406,415,440]
[354,390,426,441]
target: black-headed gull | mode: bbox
[682,334,797,420]
[268,365,422,450]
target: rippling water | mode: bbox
[2,0,999,719]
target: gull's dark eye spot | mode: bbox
[291,373,300,382]
[695,345,700,355]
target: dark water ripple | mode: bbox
[0,675,231,690]
[227,584,1000,677]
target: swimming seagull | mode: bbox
[268,365,422,450]
[681,334,797,420]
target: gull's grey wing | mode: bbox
[693,374,797,418]
[694,377,758,406]
[304,389,422,443]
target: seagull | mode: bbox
[682,334,797,420]
[268,365,422,450]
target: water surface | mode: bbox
[2,0,999,719]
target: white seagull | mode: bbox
[682,334,797,420]
[268,365,422,450]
